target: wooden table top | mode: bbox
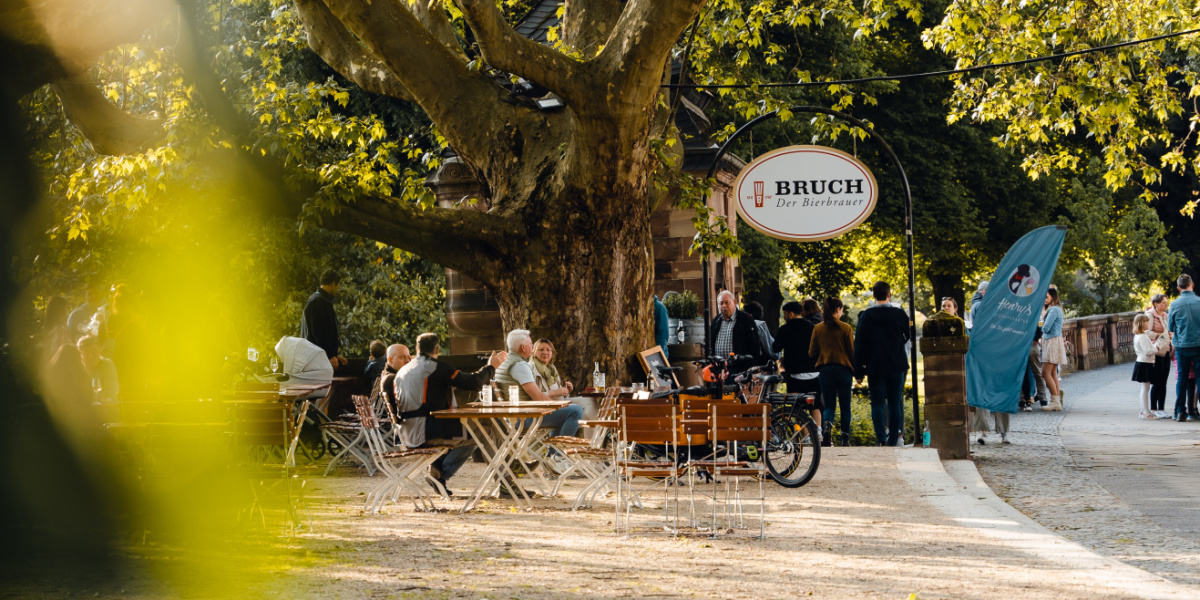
[432,406,557,419]
[220,389,311,402]
[464,400,569,408]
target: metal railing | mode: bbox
[1059,311,1142,376]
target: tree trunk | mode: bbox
[489,175,656,385]
[928,271,964,317]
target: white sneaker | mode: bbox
[1139,412,1148,419]
[1145,412,1159,420]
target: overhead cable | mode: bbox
[661,26,1200,89]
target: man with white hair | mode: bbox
[494,329,586,471]
[708,289,764,371]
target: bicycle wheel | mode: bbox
[763,407,820,488]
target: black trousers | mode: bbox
[1150,352,1171,412]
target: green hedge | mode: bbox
[824,385,922,446]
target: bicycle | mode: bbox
[732,362,820,488]
[653,356,820,488]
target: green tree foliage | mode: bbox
[924,0,1200,217]
[16,2,448,359]
[1052,161,1187,315]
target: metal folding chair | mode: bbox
[351,395,448,513]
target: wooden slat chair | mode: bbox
[350,395,448,513]
[375,387,451,499]
[318,384,378,476]
[679,395,741,529]
[615,403,681,538]
[232,399,315,534]
[549,387,623,507]
[687,402,770,538]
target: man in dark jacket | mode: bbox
[301,269,347,370]
[364,340,388,383]
[854,281,911,446]
[709,290,764,371]
[773,301,827,444]
[394,333,505,491]
[376,343,411,412]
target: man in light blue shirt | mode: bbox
[1168,273,1200,421]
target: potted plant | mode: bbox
[662,290,703,344]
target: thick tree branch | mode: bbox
[408,0,467,62]
[318,0,510,164]
[51,73,165,155]
[294,0,414,101]
[455,0,590,105]
[320,193,517,286]
[561,0,625,58]
[597,0,706,102]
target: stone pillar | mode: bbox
[920,313,970,460]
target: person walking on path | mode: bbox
[301,269,347,370]
[810,297,855,446]
[1020,327,1049,411]
[1040,288,1067,411]
[968,281,988,330]
[1168,273,1200,421]
[773,301,825,444]
[1145,294,1173,417]
[854,282,911,447]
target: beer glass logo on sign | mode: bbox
[732,145,879,242]
[1005,264,1040,297]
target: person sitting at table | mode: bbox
[529,338,597,419]
[376,343,411,411]
[77,335,119,403]
[496,329,585,472]
[394,333,504,493]
[364,339,387,384]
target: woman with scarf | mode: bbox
[529,338,598,419]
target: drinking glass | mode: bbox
[247,346,259,363]
[269,357,279,373]
[508,385,519,405]
[481,384,493,406]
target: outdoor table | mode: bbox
[220,388,315,403]
[432,405,557,513]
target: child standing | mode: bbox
[1133,314,1168,418]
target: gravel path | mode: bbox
[973,363,1200,589]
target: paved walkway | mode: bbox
[974,363,1200,588]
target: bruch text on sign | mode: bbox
[774,179,865,196]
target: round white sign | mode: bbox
[732,145,879,242]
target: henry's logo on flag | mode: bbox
[1005,264,1040,297]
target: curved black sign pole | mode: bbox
[704,105,921,439]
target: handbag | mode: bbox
[1153,333,1172,357]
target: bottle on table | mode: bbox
[593,362,606,392]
